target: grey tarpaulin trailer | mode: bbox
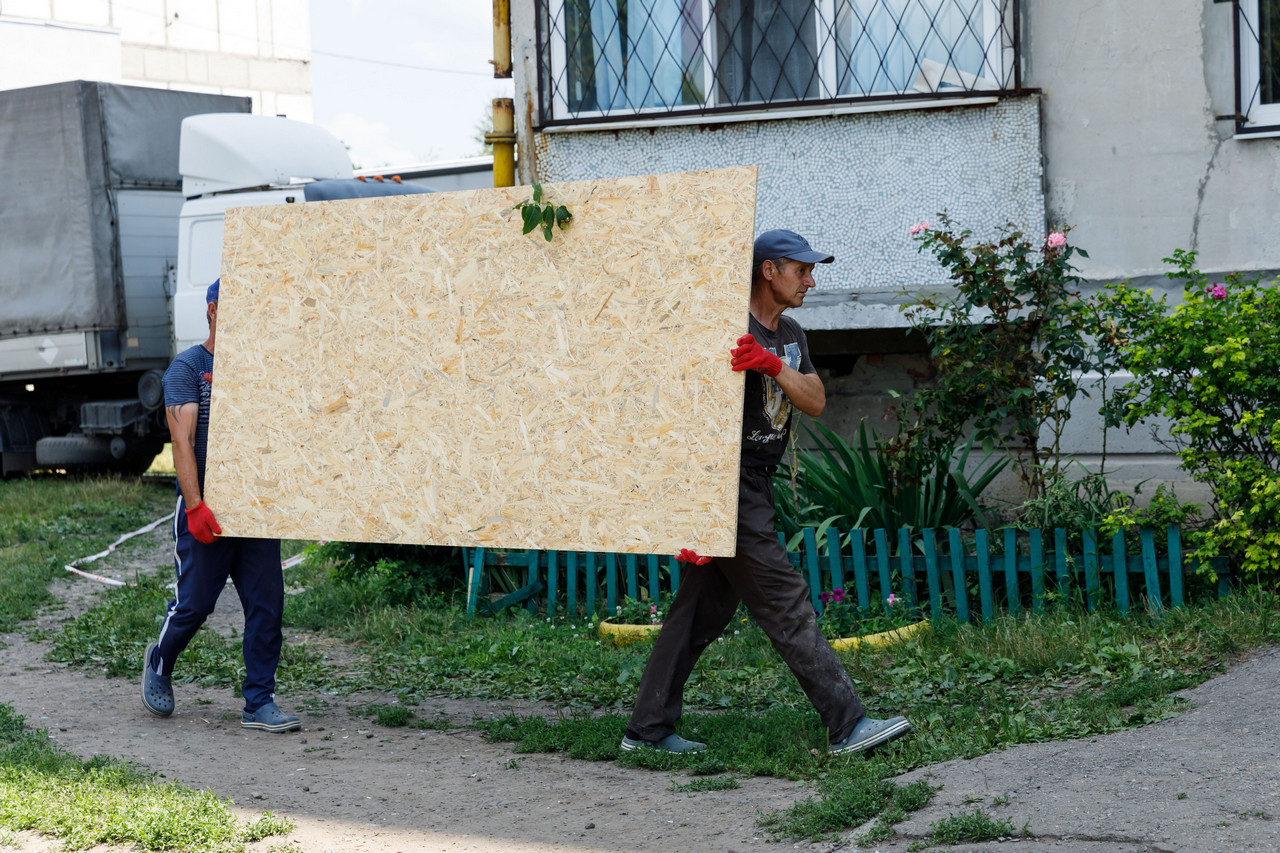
[0,81,249,475]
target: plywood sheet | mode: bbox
[204,166,756,555]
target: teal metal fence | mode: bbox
[464,525,1227,620]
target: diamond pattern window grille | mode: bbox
[536,0,1021,126]
[1235,0,1280,132]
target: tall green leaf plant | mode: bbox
[775,419,1008,550]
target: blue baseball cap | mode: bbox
[207,278,220,303]
[752,229,835,268]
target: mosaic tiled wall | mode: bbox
[534,96,1045,294]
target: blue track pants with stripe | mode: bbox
[150,495,283,713]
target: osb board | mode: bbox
[204,166,757,555]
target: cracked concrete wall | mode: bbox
[507,0,1269,498]
[1019,0,1274,497]
[813,1,1275,498]
[1031,0,1280,280]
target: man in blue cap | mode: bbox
[140,278,300,733]
[621,230,911,757]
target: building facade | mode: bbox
[0,0,312,120]
[508,0,1280,499]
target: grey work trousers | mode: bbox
[625,465,864,745]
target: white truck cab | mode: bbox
[0,99,437,476]
[173,114,355,351]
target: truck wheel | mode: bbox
[0,403,49,477]
[35,435,115,469]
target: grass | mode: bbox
[0,702,289,851]
[12,476,1280,844]
[44,573,335,695]
[0,475,174,631]
[467,585,1280,839]
[46,547,1280,839]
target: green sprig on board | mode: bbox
[514,183,572,242]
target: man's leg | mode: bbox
[722,468,864,744]
[228,537,284,713]
[624,561,739,743]
[153,496,234,677]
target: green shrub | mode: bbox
[1099,250,1280,583]
[309,541,465,605]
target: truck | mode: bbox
[0,80,432,476]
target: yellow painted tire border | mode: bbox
[828,619,930,652]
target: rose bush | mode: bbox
[901,216,1108,498]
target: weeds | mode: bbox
[357,703,414,727]
[758,762,934,841]
[670,777,741,793]
[929,807,1021,843]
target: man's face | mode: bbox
[767,258,817,307]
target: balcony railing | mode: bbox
[535,0,1023,128]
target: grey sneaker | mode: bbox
[829,715,911,756]
[140,642,174,717]
[241,701,301,733]
[620,733,706,753]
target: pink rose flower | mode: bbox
[1046,232,1067,249]
[1207,283,1227,300]
[909,222,930,236]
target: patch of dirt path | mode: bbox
[3,525,813,853]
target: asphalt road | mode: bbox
[850,645,1280,852]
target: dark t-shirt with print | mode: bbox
[162,343,214,494]
[740,313,815,469]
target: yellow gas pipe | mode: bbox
[486,0,516,188]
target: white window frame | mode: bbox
[548,0,715,122]
[546,0,1011,123]
[819,0,1008,98]
[1239,0,1280,130]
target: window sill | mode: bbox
[539,96,1003,135]
[1233,127,1280,140]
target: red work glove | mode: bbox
[185,501,222,544]
[730,334,783,377]
[675,548,712,566]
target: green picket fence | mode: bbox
[464,525,1228,620]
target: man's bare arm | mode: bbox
[165,402,202,508]
[772,364,826,417]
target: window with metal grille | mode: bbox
[536,0,1021,127]
[1235,0,1280,132]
